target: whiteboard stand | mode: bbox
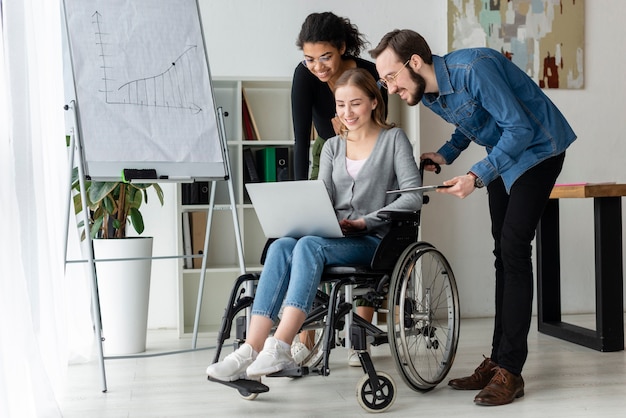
[64,104,245,392]
[191,107,246,348]
[64,100,108,391]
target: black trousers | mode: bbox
[488,152,565,375]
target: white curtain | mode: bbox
[0,0,91,416]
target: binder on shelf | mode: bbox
[276,147,290,181]
[242,88,261,140]
[256,147,276,182]
[255,147,290,182]
[181,182,210,205]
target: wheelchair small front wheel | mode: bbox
[238,390,258,401]
[355,371,396,413]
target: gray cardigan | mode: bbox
[318,127,422,238]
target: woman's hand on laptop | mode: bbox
[339,218,366,234]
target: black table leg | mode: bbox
[536,197,624,352]
[594,196,624,351]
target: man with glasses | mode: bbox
[370,29,576,406]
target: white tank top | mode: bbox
[346,157,367,179]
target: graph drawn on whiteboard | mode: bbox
[93,11,202,113]
[63,0,225,180]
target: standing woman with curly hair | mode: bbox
[292,12,387,181]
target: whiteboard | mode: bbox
[63,0,226,180]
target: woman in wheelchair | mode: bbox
[206,68,422,382]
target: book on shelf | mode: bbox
[243,147,261,183]
[242,87,261,140]
[255,147,291,182]
[182,212,193,269]
[190,211,208,269]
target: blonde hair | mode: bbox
[334,68,394,138]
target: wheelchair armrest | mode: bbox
[377,209,421,223]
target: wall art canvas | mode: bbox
[448,0,584,89]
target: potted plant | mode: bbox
[72,170,164,355]
[72,170,164,239]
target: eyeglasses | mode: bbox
[378,60,410,89]
[302,53,333,68]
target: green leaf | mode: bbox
[90,217,103,239]
[73,193,82,215]
[102,194,117,215]
[89,182,118,204]
[129,207,145,235]
[153,184,164,205]
[129,186,144,209]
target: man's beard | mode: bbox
[406,70,426,106]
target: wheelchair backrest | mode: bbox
[370,211,420,270]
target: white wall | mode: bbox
[198,0,448,79]
[144,0,626,328]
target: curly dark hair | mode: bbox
[296,12,368,57]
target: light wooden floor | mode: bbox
[59,315,626,417]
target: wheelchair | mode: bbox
[208,164,460,413]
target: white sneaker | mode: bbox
[206,343,257,381]
[348,349,360,367]
[291,341,311,365]
[246,337,297,378]
[348,345,371,367]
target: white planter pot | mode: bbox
[93,237,153,355]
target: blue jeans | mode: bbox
[251,235,381,321]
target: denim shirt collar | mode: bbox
[423,55,453,105]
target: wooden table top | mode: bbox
[550,183,626,199]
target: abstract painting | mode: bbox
[448,0,584,89]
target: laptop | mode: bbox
[245,180,343,238]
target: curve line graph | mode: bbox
[93,11,203,113]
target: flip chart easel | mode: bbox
[62,0,245,392]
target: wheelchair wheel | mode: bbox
[387,243,460,391]
[355,371,396,413]
[238,390,258,401]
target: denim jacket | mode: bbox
[422,48,576,192]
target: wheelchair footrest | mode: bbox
[207,376,269,394]
[267,365,310,378]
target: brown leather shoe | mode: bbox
[474,366,524,406]
[448,356,497,390]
